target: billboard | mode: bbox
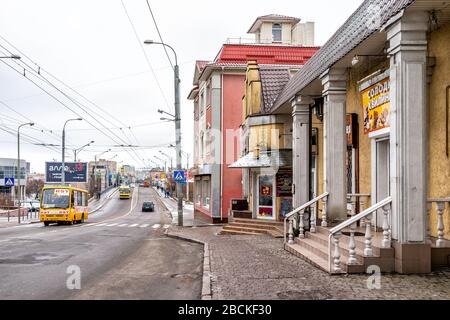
[359,70,390,135]
[45,162,88,183]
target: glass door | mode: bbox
[257,174,275,220]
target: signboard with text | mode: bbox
[45,162,88,183]
[359,70,390,135]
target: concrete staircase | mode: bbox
[219,218,284,238]
[285,225,395,274]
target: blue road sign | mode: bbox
[173,170,186,183]
[4,177,14,186]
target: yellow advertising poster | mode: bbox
[359,71,390,135]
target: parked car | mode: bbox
[142,201,154,212]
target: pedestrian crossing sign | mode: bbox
[5,177,14,186]
[173,170,186,183]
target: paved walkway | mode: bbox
[153,187,210,227]
[167,226,450,300]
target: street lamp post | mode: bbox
[62,118,82,185]
[74,140,94,162]
[144,39,183,226]
[17,122,34,223]
[159,151,173,171]
[93,149,111,197]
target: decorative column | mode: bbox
[292,96,313,209]
[386,11,428,243]
[320,68,348,222]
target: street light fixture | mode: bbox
[17,122,34,224]
[160,117,174,122]
[93,149,111,196]
[144,39,183,226]
[74,140,94,162]
[0,55,21,59]
[62,118,83,185]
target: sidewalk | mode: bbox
[153,187,211,227]
[167,226,450,300]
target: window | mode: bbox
[206,81,211,107]
[195,178,201,205]
[202,177,210,209]
[200,90,205,115]
[200,131,205,160]
[272,23,282,42]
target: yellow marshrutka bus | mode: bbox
[119,185,131,199]
[40,186,88,226]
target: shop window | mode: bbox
[195,178,201,205]
[202,177,210,209]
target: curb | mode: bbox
[165,231,212,300]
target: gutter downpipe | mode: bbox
[220,67,224,222]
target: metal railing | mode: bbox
[284,192,329,244]
[327,196,392,273]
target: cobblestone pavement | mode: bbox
[167,226,450,300]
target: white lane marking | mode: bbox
[163,224,170,229]
[152,224,161,229]
[139,224,149,228]
[106,223,118,227]
[129,224,138,227]
[118,223,128,227]
[95,223,107,227]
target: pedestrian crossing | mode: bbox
[90,222,170,229]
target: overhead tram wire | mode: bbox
[0,59,146,167]
[145,0,174,71]
[0,39,151,167]
[0,44,148,167]
[119,0,173,114]
[0,126,61,154]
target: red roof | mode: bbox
[215,44,320,66]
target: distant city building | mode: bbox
[0,158,29,203]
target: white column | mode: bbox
[386,11,428,243]
[292,96,313,208]
[320,68,348,222]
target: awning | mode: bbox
[228,150,292,168]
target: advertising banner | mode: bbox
[359,70,390,135]
[45,162,88,183]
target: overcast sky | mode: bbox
[0,0,364,173]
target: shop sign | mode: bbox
[346,113,358,148]
[276,169,292,197]
[359,70,390,135]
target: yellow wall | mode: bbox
[427,23,450,240]
[249,123,285,152]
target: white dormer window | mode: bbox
[272,23,282,42]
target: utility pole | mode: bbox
[17,122,34,224]
[62,118,82,185]
[145,40,183,226]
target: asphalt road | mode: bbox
[0,187,203,299]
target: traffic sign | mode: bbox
[4,177,14,186]
[173,170,186,183]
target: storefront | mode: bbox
[230,149,292,222]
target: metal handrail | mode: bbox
[327,196,392,272]
[283,192,329,243]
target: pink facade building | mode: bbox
[188,15,319,223]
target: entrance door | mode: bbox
[374,138,390,229]
[257,174,275,220]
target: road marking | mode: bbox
[95,223,107,227]
[129,224,138,227]
[163,224,170,229]
[139,224,149,228]
[118,223,128,227]
[106,223,118,227]
[152,224,161,229]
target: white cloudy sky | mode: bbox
[0,0,363,173]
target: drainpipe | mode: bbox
[220,67,224,222]
[446,85,449,157]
